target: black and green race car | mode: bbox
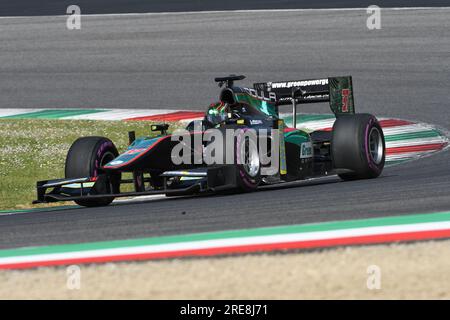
[34,75,385,207]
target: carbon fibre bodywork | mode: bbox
[34,75,356,205]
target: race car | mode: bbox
[34,75,385,207]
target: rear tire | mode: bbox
[65,136,120,207]
[332,114,385,180]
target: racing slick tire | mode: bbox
[331,113,385,181]
[236,128,261,191]
[65,136,120,207]
[219,127,261,191]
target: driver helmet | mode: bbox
[205,102,229,126]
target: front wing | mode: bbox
[33,165,240,204]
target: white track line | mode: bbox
[382,124,436,135]
[0,108,202,121]
[296,119,336,130]
[178,117,204,123]
[113,194,167,204]
[0,108,44,117]
[1,220,450,265]
[386,136,448,148]
[386,151,437,161]
[62,109,180,120]
[1,7,449,19]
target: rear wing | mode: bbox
[253,76,355,115]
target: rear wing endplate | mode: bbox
[253,76,355,115]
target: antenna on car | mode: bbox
[290,87,306,129]
[214,74,246,88]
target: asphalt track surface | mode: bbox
[0,8,449,249]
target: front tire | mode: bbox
[211,127,261,192]
[332,114,385,180]
[233,128,262,191]
[65,136,120,207]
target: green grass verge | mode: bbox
[0,119,177,210]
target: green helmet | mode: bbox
[206,102,228,126]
